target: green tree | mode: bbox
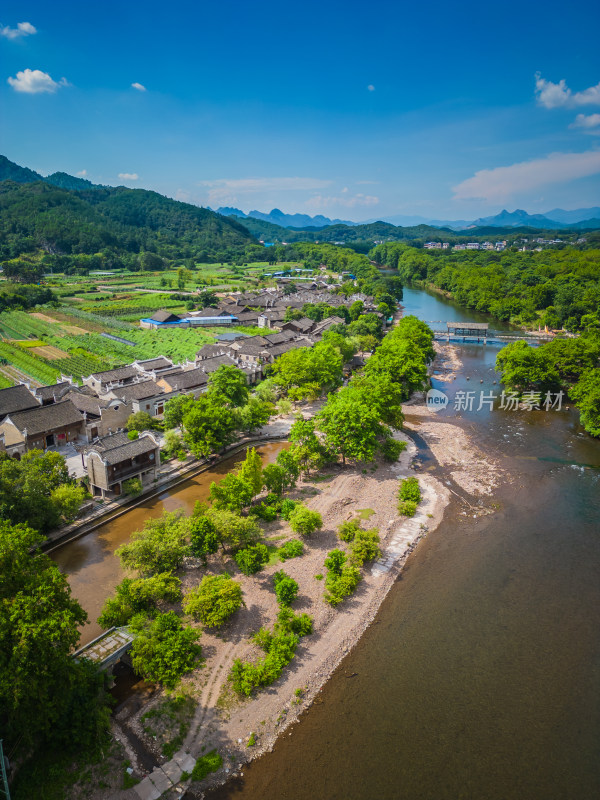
[127,411,159,432]
[206,508,262,552]
[317,387,386,465]
[50,483,87,523]
[189,515,220,564]
[208,364,249,407]
[237,447,264,497]
[0,522,111,749]
[209,473,254,512]
[163,393,195,430]
[116,511,189,575]
[350,529,381,565]
[183,574,243,627]
[98,573,182,628]
[130,611,201,688]
[571,369,600,437]
[183,396,237,457]
[0,449,73,533]
[234,396,273,433]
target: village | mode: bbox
[0,285,384,503]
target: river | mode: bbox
[204,287,600,800]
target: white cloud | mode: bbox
[305,193,380,211]
[118,173,139,181]
[1,21,37,40]
[570,113,600,132]
[367,84,375,92]
[131,82,146,92]
[198,176,332,205]
[7,68,69,94]
[535,73,600,109]
[453,150,600,202]
[76,169,87,177]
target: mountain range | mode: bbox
[215,206,355,228]
[220,205,600,231]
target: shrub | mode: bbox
[279,539,304,560]
[234,543,269,576]
[399,476,421,503]
[337,518,361,542]
[350,529,381,566]
[127,430,139,440]
[183,574,243,627]
[324,565,361,607]
[324,549,347,576]
[280,499,298,520]
[253,626,273,652]
[288,504,323,537]
[381,438,407,462]
[130,612,201,688]
[249,502,278,521]
[398,500,418,517]
[191,749,223,782]
[122,477,143,497]
[272,570,299,606]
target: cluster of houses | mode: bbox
[0,289,378,500]
[423,241,508,252]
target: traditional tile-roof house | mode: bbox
[156,368,209,394]
[196,344,229,361]
[105,380,167,417]
[311,315,346,338]
[86,432,160,498]
[65,390,132,440]
[133,356,174,375]
[0,399,84,457]
[258,310,287,329]
[82,366,139,394]
[280,317,315,335]
[0,384,40,422]
[34,382,72,406]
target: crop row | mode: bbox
[0,342,60,384]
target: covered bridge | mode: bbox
[446,321,489,338]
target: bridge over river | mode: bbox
[73,627,134,671]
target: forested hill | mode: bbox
[0,179,259,266]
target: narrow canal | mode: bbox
[52,442,287,645]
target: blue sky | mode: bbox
[1,0,599,221]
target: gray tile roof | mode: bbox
[89,433,159,465]
[161,368,209,391]
[34,382,71,402]
[198,354,238,373]
[0,384,40,419]
[6,400,84,436]
[65,391,107,417]
[150,309,182,323]
[110,380,163,402]
[89,365,138,383]
[134,356,173,371]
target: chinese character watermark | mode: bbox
[426,388,564,412]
